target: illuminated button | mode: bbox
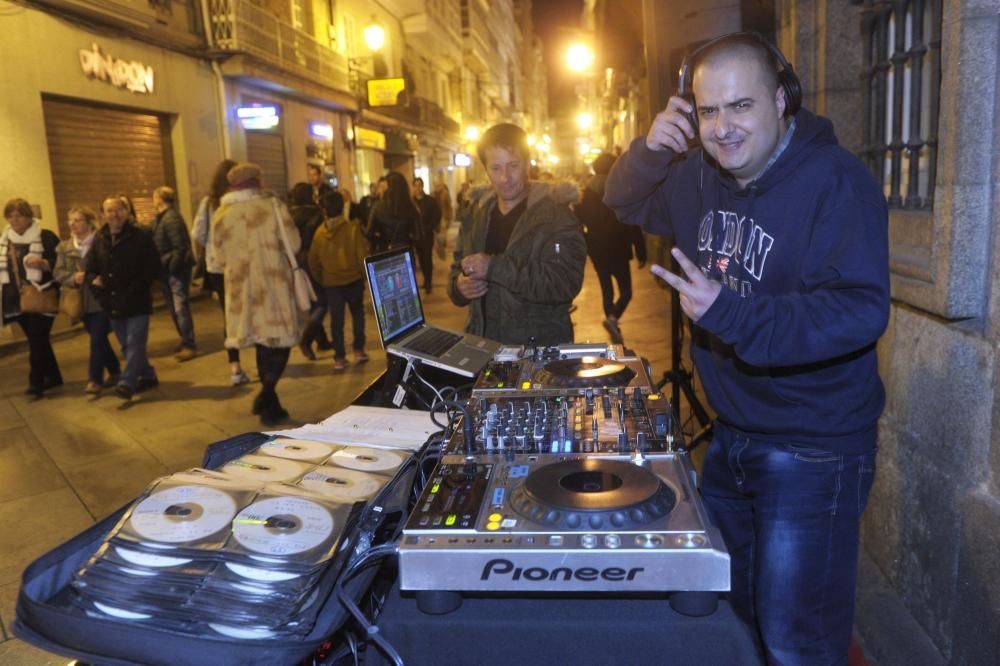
[648,393,661,400]
[486,521,500,531]
[580,534,598,549]
[430,483,440,494]
[489,513,503,522]
[521,381,531,390]
[604,534,621,549]
[548,535,563,546]
[498,382,505,388]
[445,514,457,526]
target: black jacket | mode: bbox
[577,176,646,267]
[84,222,161,318]
[151,207,194,275]
[290,204,324,269]
[415,194,442,244]
[366,201,417,252]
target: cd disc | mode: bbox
[258,438,335,462]
[93,601,152,620]
[328,447,404,473]
[224,561,300,582]
[222,455,309,483]
[128,485,237,544]
[209,623,275,639]
[299,467,386,501]
[114,546,192,568]
[232,496,335,556]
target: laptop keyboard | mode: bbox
[405,328,464,356]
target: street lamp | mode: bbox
[464,125,481,142]
[577,112,593,130]
[349,19,386,92]
[566,42,595,73]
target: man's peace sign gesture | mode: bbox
[650,247,722,322]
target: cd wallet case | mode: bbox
[13,431,416,666]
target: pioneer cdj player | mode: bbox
[399,345,729,614]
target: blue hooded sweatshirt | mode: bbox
[604,109,889,453]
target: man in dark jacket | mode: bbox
[448,123,586,346]
[576,152,646,344]
[604,33,889,664]
[152,186,196,360]
[412,176,441,293]
[86,196,161,399]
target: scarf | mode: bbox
[73,230,95,258]
[0,219,44,285]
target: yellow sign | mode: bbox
[355,127,386,150]
[366,77,406,107]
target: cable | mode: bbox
[334,543,403,666]
[409,361,446,407]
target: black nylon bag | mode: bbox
[13,431,416,666]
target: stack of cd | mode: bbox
[71,472,358,638]
[222,439,409,504]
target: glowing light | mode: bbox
[364,23,385,52]
[577,112,593,130]
[579,143,591,155]
[566,43,595,73]
[309,123,333,140]
[464,126,480,142]
[527,134,537,146]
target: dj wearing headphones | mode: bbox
[605,32,890,665]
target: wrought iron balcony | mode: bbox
[208,0,349,93]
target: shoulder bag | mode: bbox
[273,198,316,311]
[8,244,58,314]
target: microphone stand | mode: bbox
[655,252,714,451]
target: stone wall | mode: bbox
[779,0,1000,662]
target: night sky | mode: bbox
[532,0,585,116]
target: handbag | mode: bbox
[273,198,316,311]
[59,286,83,322]
[8,245,59,314]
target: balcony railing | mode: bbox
[208,0,348,92]
[378,96,461,139]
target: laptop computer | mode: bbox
[364,247,501,377]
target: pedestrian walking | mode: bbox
[1,198,63,398]
[289,182,332,360]
[151,186,197,361]
[85,196,161,399]
[53,206,120,394]
[365,172,417,253]
[208,162,301,426]
[308,190,369,372]
[192,158,250,386]
[412,177,441,293]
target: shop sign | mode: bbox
[237,105,280,130]
[79,43,154,94]
[366,78,406,107]
[355,127,386,150]
[454,153,472,167]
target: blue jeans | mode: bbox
[161,268,195,349]
[700,422,877,665]
[111,315,157,391]
[82,311,120,385]
[322,281,365,360]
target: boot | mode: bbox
[260,391,289,426]
[299,321,319,361]
[314,326,333,351]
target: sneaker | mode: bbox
[114,383,134,399]
[84,382,102,395]
[230,369,251,386]
[174,347,197,362]
[333,358,348,371]
[355,350,369,363]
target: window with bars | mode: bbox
[859,0,942,210]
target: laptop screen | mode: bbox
[365,248,425,344]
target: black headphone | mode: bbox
[677,31,802,129]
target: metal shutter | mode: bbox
[245,131,288,201]
[42,96,172,236]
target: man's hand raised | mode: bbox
[650,248,721,322]
[645,96,697,153]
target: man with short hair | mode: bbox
[85,197,161,399]
[448,123,586,345]
[306,161,333,204]
[151,186,197,360]
[411,176,441,293]
[604,33,890,664]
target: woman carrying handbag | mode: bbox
[54,206,120,394]
[1,198,63,398]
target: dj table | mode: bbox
[362,581,763,666]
